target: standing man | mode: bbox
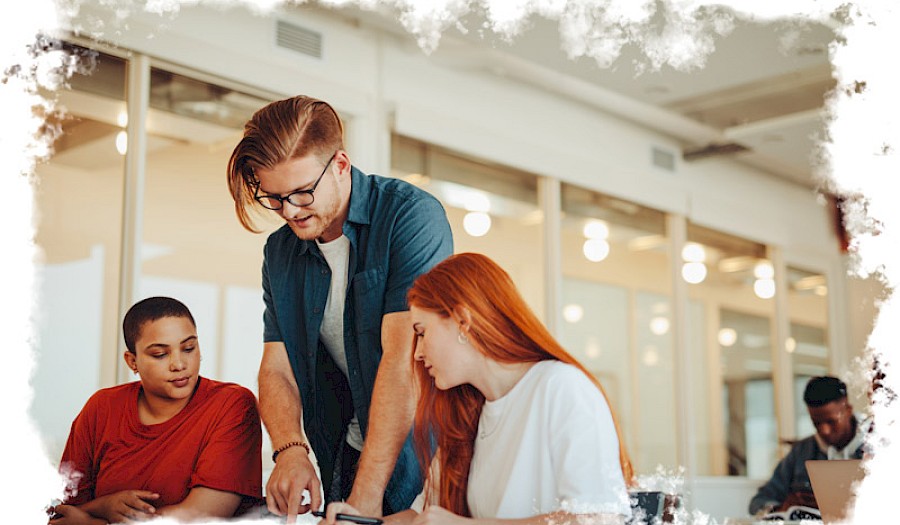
[227,95,453,522]
[748,376,872,516]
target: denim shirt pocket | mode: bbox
[350,267,386,334]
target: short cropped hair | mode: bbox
[803,376,848,407]
[122,296,196,353]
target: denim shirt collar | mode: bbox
[295,166,369,256]
[344,166,371,228]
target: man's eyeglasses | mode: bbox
[254,153,336,210]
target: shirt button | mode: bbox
[314,307,321,313]
[321,269,327,275]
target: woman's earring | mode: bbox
[457,330,469,345]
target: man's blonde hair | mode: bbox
[227,95,345,232]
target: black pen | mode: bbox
[311,511,384,525]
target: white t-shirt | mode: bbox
[413,360,631,519]
[316,235,363,451]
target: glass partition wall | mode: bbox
[32,43,128,461]
[786,266,830,439]
[683,224,779,478]
[558,183,674,474]
[391,135,545,318]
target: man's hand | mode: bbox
[259,342,319,522]
[266,445,322,523]
[779,490,818,510]
[84,490,159,523]
[753,503,777,517]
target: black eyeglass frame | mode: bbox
[253,152,337,210]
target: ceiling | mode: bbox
[299,2,842,191]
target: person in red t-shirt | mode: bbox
[49,296,263,524]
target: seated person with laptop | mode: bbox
[748,376,871,517]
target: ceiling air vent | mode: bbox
[276,20,322,59]
[652,147,676,172]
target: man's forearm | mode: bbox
[749,478,787,515]
[259,366,306,446]
[352,350,416,509]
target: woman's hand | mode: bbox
[89,489,159,522]
[48,504,105,525]
[412,505,471,525]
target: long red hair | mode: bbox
[407,253,634,515]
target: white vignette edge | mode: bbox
[5,0,897,524]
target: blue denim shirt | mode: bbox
[262,166,453,511]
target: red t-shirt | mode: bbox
[60,377,262,514]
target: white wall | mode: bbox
[32,246,105,462]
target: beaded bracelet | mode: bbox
[272,441,311,463]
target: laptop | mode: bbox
[805,459,865,523]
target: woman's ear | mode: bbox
[123,351,137,374]
[452,305,473,331]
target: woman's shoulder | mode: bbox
[170,379,259,432]
[532,360,595,390]
[83,381,139,407]
[196,378,258,408]
[71,382,139,425]
[530,361,607,409]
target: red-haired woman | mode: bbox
[323,253,633,525]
